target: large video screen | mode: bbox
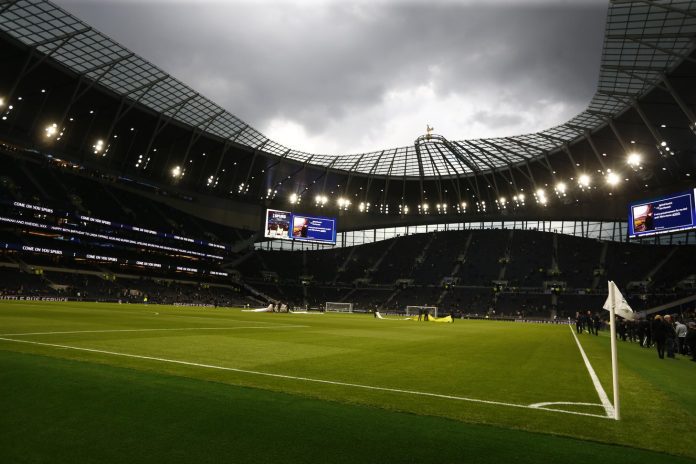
[264,209,291,239]
[264,209,336,244]
[628,189,696,239]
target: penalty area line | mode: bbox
[568,326,615,419]
[0,336,609,419]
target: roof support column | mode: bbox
[661,75,696,132]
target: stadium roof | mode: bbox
[1,0,696,179]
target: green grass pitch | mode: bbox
[1,301,695,463]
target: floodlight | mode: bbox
[93,139,105,154]
[44,123,58,138]
[627,153,641,167]
[606,172,620,186]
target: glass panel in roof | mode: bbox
[2,0,695,178]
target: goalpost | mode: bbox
[325,302,353,313]
[405,305,438,318]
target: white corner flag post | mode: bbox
[608,281,620,420]
[602,280,635,421]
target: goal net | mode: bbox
[325,301,353,313]
[405,305,438,318]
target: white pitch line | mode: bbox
[0,325,309,337]
[568,326,615,419]
[0,336,609,419]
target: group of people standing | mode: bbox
[575,311,601,335]
[576,309,696,362]
[648,314,696,360]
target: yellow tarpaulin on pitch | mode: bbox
[405,315,453,323]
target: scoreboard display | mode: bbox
[628,189,696,239]
[264,209,336,244]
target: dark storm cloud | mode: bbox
[54,0,608,154]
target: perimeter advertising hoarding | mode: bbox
[628,189,696,238]
[264,209,336,244]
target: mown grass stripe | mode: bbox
[0,336,609,419]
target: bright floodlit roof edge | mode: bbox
[1,0,695,178]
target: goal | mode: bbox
[405,305,438,318]
[325,301,353,313]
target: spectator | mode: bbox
[664,315,677,359]
[675,319,688,355]
[686,322,696,363]
[652,315,667,360]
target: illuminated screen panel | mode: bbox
[291,214,336,244]
[264,209,337,244]
[264,209,291,239]
[628,189,696,238]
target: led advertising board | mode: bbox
[628,189,696,238]
[264,209,336,244]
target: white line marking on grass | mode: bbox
[0,336,610,419]
[0,325,309,336]
[568,326,615,418]
[167,314,293,323]
[528,401,607,415]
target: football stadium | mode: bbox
[1,0,696,462]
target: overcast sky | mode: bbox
[55,0,608,155]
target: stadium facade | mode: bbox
[1,0,695,240]
[0,0,695,313]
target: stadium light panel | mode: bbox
[289,193,298,204]
[656,141,670,157]
[555,182,567,194]
[44,123,58,138]
[92,139,105,154]
[627,153,641,167]
[171,165,181,178]
[0,97,4,107]
[578,174,591,187]
[535,189,548,205]
[606,172,620,186]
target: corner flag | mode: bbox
[601,281,635,420]
[602,281,635,321]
